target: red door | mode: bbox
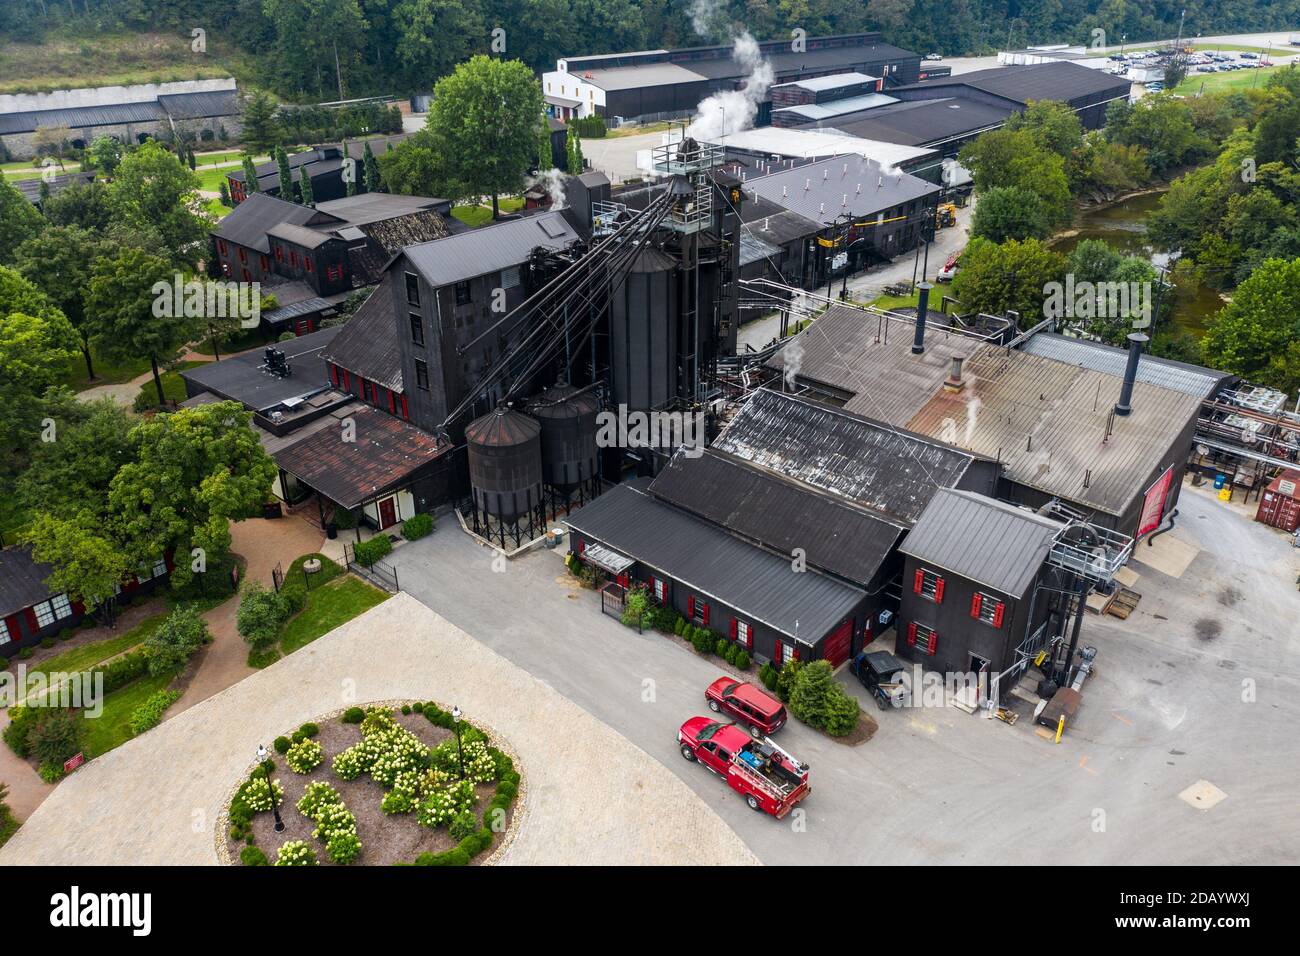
[378,497,397,529]
[1138,466,1173,537]
[821,620,853,668]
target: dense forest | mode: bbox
[2,0,1300,100]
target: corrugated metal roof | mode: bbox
[403,211,578,288]
[773,72,879,93]
[766,303,984,424]
[714,128,934,170]
[579,62,708,91]
[314,193,447,226]
[905,344,1204,516]
[565,483,865,643]
[274,405,451,507]
[320,283,403,392]
[825,97,1014,146]
[267,222,333,249]
[157,90,240,119]
[771,93,898,121]
[713,388,977,525]
[0,100,164,134]
[899,489,1063,596]
[895,61,1129,104]
[214,192,328,254]
[739,231,780,266]
[1017,332,1229,398]
[742,151,938,225]
[649,448,903,586]
[261,297,335,326]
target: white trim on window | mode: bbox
[51,593,73,620]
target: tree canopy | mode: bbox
[1201,258,1300,395]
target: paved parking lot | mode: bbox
[389,480,1300,865]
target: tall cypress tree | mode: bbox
[299,167,314,207]
[276,146,292,199]
[536,116,553,171]
[241,154,260,195]
[362,141,381,193]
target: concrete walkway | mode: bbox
[170,514,325,718]
[78,345,218,407]
[0,593,758,866]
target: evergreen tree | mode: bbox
[241,90,280,154]
[566,126,584,175]
[241,155,260,195]
[186,147,197,171]
[362,140,381,193]
[276,146,293,199]
[299,167,314,207]
[342,138,357,197]
[536,116,553,171]
[219,181,232,207]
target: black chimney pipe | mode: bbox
[912,282,932,355]
[1113,332,1148,417]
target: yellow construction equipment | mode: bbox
[935,203,957,228]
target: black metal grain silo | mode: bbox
[610,247,679,410]
[526,380,600,489]
[465,405,543,520]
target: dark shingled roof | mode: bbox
[649,449,903,586]
[565,482,864,643]
[713,388,979,526]
[321,284,404,393]
[213,192,332,254]
[899,489,1063,596]
[273,405,450,507]
[0,546,56,619]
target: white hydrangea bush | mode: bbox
[286,738,323,774]
[274,840,317,866]
[243,775,284,812]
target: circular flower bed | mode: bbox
[223,701,521,866]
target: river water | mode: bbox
[1050,190,1225,338]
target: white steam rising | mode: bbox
[528,168,567,209]
[687,32,774,141]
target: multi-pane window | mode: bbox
[33,600,56,628]
[912,567,945,603]
[971,592,1006,628]
[736,620,752,648]
[907,621,938,655]
[0,618,11,644]
[52,594,73,619]
[652,578,668,603]
[414,359,429,391]
[410,313,424,347]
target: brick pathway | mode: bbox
[0,593,758,866]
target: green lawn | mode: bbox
[1173,64,1292,95]
[450,196,526,228]
[191,324,274,357]
[59,345,152,392]
[81,668,179,757]
[133,360,206,409]
[871,291,920,311]
[278,576,389,656]
[28,613,165,678]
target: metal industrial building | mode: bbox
[543,33,921,124]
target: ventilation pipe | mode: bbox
[912,282,932,355]
[943,355,965,392]
[1113,332,1148,417]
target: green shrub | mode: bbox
[236,582,289,648]
[788,660,860,736]
[18,647,33,659]
[144,605,209,676]
[333,507,357,530]
[449,809,479,841]
[620,585,650,628]
[128,689,182,736]
[690,628,713,654]
[3,707,37,758]
[286,738,323,773]
[326,831,362,865]
[26,709,83,766]
[299,722,319,737]
[715,638,729,657]
[274,736,291,754]
[401,513,434,540]
[415,847,470,866]
[775,660,803,703]
[94,648,151,694]
[40,637,55,649]
[240,846,269,866]
[400,704,411,715]
[723,642,738,665]
[352,535,392,567]
[735,649,751,671]
[342,706,365,723]
[274,840,317,866]
[38,760,65,783]
[674,618,686,637]
[411,702,424,714]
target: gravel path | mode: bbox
[0,593,757,866]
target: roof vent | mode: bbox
[943,356,965,392]
[1113,332,1148,417]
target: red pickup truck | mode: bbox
[678,717,811,818]
[705,676,787,737]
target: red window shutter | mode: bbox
[687,596,695,619]
[400,396,409,419]
[702,603,710,626]
[275,246,283,262]
[306,257,314,273]
[23,607,39,634]
[217,240,227,255]
[238,247,247,263]
[260,255,269,270]
[329,364,339,386]
[926,632,938,655]
[913,569,924,594]
[970,593,982,619]
[907,621,918,647]
[647,575,655,595]
[577,539,585,554]
[934,576,945,604]
[729,618,738,640]
[387,389,396,413]
[992,602,1005,628]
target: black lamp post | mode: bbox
[451,706,465,779]
[256,744,285,832]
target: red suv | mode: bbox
[705,677,787,737]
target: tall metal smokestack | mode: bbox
[1113,332,1148,417]
[912,282,932,355]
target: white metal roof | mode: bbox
[702,127,933,168]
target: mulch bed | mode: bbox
[226,708,512,866]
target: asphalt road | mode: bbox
[389,481,1300,865]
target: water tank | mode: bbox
[610,247,679,410]
[526,381,600,488]
[465,405,543,520]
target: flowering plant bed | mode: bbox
[223,701,520,866]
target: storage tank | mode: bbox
[526,380,600,488]
[610,247,679,410]
[465,405,543,520]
